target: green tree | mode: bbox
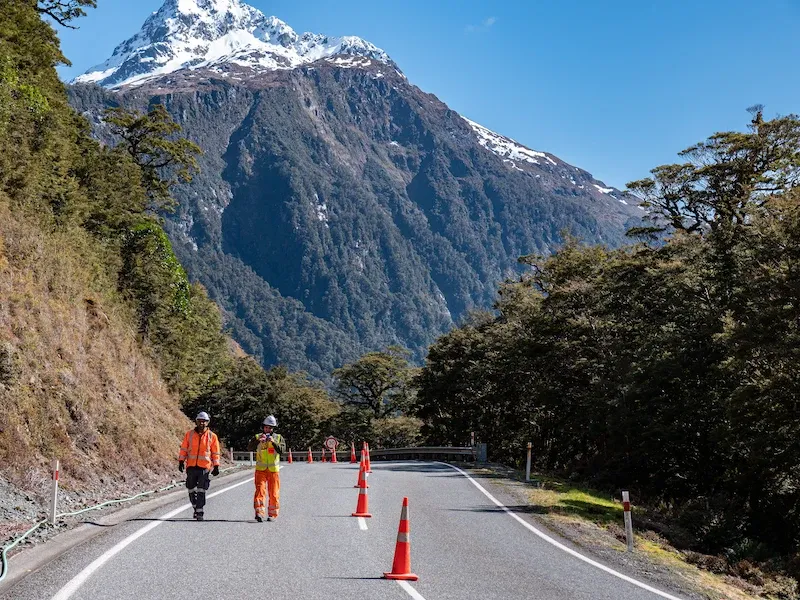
[188,359,338,450]
[36,0,96,28]
[627,109,800,239]
[105,104,201,213]
[332,346,415,419]
[119,220,191,337]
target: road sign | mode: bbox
[324,436,338,451]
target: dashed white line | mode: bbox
[50,476,254,600]
[357,517,368,530]
[397,580,427,600]
[437,462,685,600]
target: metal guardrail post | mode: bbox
[249,452,254,466]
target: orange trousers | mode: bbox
[254,469,280,518]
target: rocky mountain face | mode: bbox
[69,0,642,379]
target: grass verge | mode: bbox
[473,466,797,600]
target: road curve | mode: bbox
[2,462,688,600]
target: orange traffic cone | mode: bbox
[321,448,327,463]
[350,443,357,463]
[331,446,338,463]
[365,443,372,474]
[351,465,372,518]
[383,497,417,581]
[354,459,369,488]
[307,447,313,463]
[287,449,293,464]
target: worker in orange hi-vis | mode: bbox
[247,415,286,522]
[178,411,221,521]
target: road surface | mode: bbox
[2,462,687,600]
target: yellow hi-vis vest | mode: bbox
[255,433,284,472]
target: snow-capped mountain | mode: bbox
[69,0,641,377]
[74,0,396,89]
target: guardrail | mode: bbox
[370,447,477,462]
[232,450,347,463]
[231,447,481,463]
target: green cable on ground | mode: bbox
[0,464,244,583]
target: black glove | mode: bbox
[211,466,219,477]
[178,460,185,473]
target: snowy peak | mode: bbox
[74,0,396,89]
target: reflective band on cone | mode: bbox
[354,459,369,488]
[351,465,372,518]
[383,497,417,581]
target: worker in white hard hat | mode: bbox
[178,411,220,521]
[247,415,286,522]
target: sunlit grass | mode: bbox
[523,475,623,525]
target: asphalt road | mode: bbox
[2,462,688,600]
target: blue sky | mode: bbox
[57,0,799,189]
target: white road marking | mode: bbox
[397,580,426,600]
[357,517,368,531]
[437,463,686,600]
[51,476,254,600]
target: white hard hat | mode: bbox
[196,411,210,421]
[262,415,277,427]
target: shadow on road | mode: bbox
[448,504,547,515]
[324,576,386,581]
[373,462,451,473]
[127,518,257,524]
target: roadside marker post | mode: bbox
[49,459,59,526]
[525,442,532,482]
[622,491,634,552]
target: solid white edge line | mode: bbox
[436,462,686,600]
[51,476,254,600]
[357,517,368,531]
[397,580,426,600]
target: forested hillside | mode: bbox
[0,0,338,522]
[414,109,800,589]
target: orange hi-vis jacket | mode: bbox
[178,429,220,469]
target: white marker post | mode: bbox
[229,447,234,462]
[622,491,634,552]
[525,442,532,482]
[249,451,254,466]
[49,458,60,526]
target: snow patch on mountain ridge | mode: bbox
[464,117,558,168]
